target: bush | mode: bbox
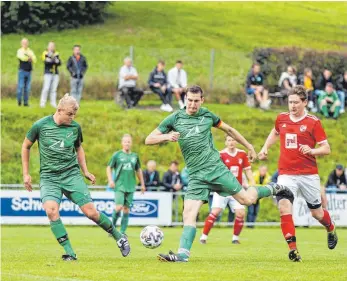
[252,47,347,91]
[1,1,110,34]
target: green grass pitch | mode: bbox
[2,226,347,281]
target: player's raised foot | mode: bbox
[62,254,77,261]
[268,182,293,197]
[232,240,240,244]
[117,235,131,257]
[327,224,338,250]
[199,234,207,244]
[157,250,188,262]
[288,249,302,262]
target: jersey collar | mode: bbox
[289,110,307,123]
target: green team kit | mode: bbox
[157,107,243,201]
[26,115,92,206]
[108,150,141,207]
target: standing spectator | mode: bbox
[336,70,347,114]
[298,68,316,111]
[67,45,88,104]
[325,164,346,192]
[40,41,61,108]
[168,60,188,109]
[16,38,37,106]
[247,165,271,228]
[143,160,160,190]
[162,161,182,192]
[278,66,297,96]
[318,82,341,119]
[148,60,173,112]
[118,57,143,109]
[245,63,271,110]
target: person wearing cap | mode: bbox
[318,82,341,119]
[325,164,346,192]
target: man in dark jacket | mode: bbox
[67,45,88,104]
[148,60,173,112]
[336,70,347,114]
[325,164,346,192]
[162,161,182,192]
[142,160,160,190]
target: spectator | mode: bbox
[67,45,88,104]
[245,63,271,110]
[314,68,334,110]
[118,57,144,109]
[298,68,316,111]
[278,65,297,96]
[162,161,182,192]
[168,60,188,109]
[336,70,347,114]
[318,82,341,119]
[143,160,160,190]
[325,164,346,192]
[148,60,173,112]
[40,41,61,108]
[247,165,271,228]
[16,38,37,106]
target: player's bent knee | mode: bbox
[211,208,222,217]
[310,206,324,220]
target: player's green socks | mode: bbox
[112,210,121,227]
[50,218,76,257]
[256,186,272,198]
[177,225,196,260]
[321,105,329,117]
[333,105,340,119]
[120,213,129,234]
[97,212,122,241]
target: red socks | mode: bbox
[203,213,217,235]
[281,214,297,250]
[233,217,244,236]
[319,209,334,232]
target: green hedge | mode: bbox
[252,47,347,91]
[1,1,110,34]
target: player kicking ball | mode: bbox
[258,85,338,262]
[145,85,293,262]
[200,136,255,244]
[22,94,130,261]
[106,134,146,235]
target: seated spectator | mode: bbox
[325,164,346,192]
[148,60,173,112]
[336,70,347,114]
[162,161,182,192]
[118,57,144,109]
[247,165,271,228]
[318,82,341,119]
[278,65,297,96]
[168,60,188,109]
[298,68,316,111]
[142,160,160,190]
[314,69,334,108]
[245,63,271,110]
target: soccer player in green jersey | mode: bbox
[106,134,146,235]
[145,85,292,262]
[22,94,130,261]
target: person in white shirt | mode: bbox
[118,57,143,108]
[168,60,188,109]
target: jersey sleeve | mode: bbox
[157,113,176,133]
[242,153,251,169]
[210,111,222,127]
[74,125,83,148]
[26,122,40,142]
[107,153,118,168]
[313,120,327,144]
[135,154,141,171]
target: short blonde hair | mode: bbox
[122,134,132,141]
[57,93,79,111]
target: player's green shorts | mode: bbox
[114,190,134,208]
[185,164,242,203]
[40,167,92,207]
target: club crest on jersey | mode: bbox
[300,125,307,132]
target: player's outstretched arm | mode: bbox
[145,129,180,145]
[76,145,96,185]
[258,128,279,160]
[217,122,257,162]
[22,138,34,192]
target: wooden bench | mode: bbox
[269,91,287,106]
[114,90,153,107]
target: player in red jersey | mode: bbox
[200,135,255,244]
[259,85,338,262]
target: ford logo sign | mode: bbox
[130,201,157,216]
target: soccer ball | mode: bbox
[140,225,164,249]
